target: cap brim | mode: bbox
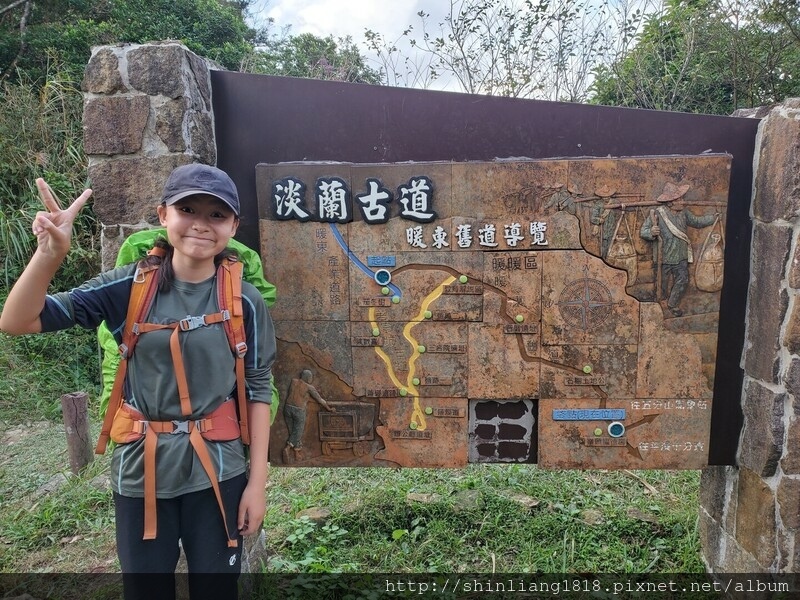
[163,190,239,216]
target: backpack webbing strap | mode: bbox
[142,425,238,548]
[218,258,250,445]
[96,259,161,455]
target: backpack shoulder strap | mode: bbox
[96,251,163,454]
[216,256,250,445]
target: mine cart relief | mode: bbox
[258,155,730,470]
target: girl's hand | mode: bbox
[237,480,266,536]
[32,178,92,258]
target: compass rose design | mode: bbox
[557,265,618,330]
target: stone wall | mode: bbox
[700,100,800,573]
[82,42,217,270]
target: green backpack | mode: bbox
[96,228,279,423]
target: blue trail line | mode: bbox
[329,223,402,297]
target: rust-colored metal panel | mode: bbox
[258,155,731,469]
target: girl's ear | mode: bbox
[157,204,168,226]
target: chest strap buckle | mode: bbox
[179,315,207,331]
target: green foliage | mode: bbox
[0,0,257,82]
[589,0,800,114]
[271,516,356,572]
[0,62,97,292]
[250,32,381,84]
[261,466,704,574]
[0,324,102,421]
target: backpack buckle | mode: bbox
[179,315,207,331]
[235,342,247,358]
[171,420,190,434]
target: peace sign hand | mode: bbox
[32,178,93,258]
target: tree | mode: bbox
[365,0,655,102]
[0,0,258,82]
[250,31,381,84]
[589,0,800,114]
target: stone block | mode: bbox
[128,44,189,99]
[155,98,188,152]
[100,223,154,271]
[785,302,800,354]
[782,416,800,475]
[699,466,732,524]
[777,476,800,530]
[735,466,777,568]
[89,155,190,224]
[188,112,216,165]
[699,507,723,570]
[753,108,800,222]
[743,221,792,383]
[187,52,214,112]
[83,96,150,155]
[788,242,800,289]
[739,378,785,477]
[82,47,126,94]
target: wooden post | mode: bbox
[60,391,93,474]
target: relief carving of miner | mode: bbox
[639,182,718,317]
[282,369,334,463]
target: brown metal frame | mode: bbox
[211,72,760,466]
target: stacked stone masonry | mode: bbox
[82,42,218,270]
[700,100,800,573]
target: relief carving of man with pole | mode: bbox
[640,182,719,317]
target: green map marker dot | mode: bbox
[409,422,418,430]
[594,428,603,436]
[399,388,408,397]
[412,377,420,386]
[372,328,380,337]
[418,345,426,353]
[381,287,390,295]
[424,310,432,319]
[583,365,593,374]
[392,295,400,304]
[425,406,433,415]
[459,275,468,284]
[515,314,524,323]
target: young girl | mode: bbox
[0,164,275,600]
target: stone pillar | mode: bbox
[81,42,217,269]
[700,100,800,572]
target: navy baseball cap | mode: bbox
[161,163,240,217]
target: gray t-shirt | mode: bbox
[40,262,275,498]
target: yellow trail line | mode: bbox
[368,275,456,432]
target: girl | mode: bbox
[0,164,275,600]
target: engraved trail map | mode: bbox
[256,157,731,469]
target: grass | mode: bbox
[0,330,704,580]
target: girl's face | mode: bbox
[157,194,238,263]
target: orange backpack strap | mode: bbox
[217,257,250,445]
[96,251,163,455]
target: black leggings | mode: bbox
[114,473,247,600]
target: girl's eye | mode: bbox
[179,206,194,214]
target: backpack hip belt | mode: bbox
[96,250,248,548]
[110,400,241,443]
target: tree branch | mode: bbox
[0,0,28,17]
